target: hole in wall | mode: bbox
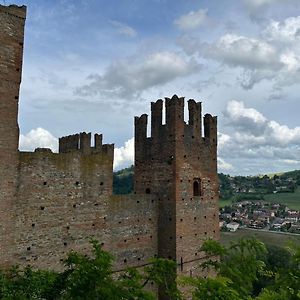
[15,96,18,100]
[40,206,45,210]
[75,181,79,186]
[124,259,127,263]
[64,242,67,246]
[145,188,151,194]
[27,247,31,251]
[100,182,104,186]
[43,181,47,186]
[31,223,35,227]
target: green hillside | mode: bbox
[113,167,300,209]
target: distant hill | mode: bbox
[113,167,300,199]
[113,165,134,194]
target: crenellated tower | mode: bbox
[0,4,26,266]
[134,95,219,286]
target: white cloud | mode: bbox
[19,128,58,152]
[114,138,134,170]
[174,8,208,30]
[76,52,200,98]
[263,16,300,42]
[219,100,300,174]
[109,20,137,37]
[203,34,280,70]
[224,100,300,146]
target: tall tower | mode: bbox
[0,4,26,266]
[134,95,219,293]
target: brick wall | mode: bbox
[0,4,26,266]
[134,96,220,280]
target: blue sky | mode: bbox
[7,0,300,174]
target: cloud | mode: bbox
[174,8,208,30]
[179,14,300,90]
[202,34,280,70]
[224,100,300,146]
[114,138,134,170]
[109,20,137,37]
[76,52,200,98]
[19,128,58,152]
[219,100,300,174]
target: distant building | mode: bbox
[226,222,240,232]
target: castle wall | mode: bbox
[15,140,113,269]
[0,4,26,266]
[14,138,158,271]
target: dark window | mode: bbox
[193,179,202,196]
[146,188,151,194]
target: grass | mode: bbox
[221,229,300,247]
[219,198,233,208]
[264,187,300,210]
[219,187,300,210]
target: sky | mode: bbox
[7,0,300,175]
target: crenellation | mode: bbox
[94,133,103,151]
[151,99,163,139]
[79,132,91,154]
[165,95,185,139]
[59,134,79,153]
[188,99,202,139]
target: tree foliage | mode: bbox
[0,238,299,299]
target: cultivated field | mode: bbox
[219,187,300,210]
[220,228,300,247]
[264,187,300,210]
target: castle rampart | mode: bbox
[0,5,219,299]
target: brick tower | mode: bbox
[0,4,26,266]
[134,95,220,295]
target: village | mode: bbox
[220,201,300,234]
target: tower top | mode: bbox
[0,4,26,19]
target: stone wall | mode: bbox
[0,4,26,266]
[14,139,158,271]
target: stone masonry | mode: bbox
[0,4,219,299]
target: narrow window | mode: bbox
[193,179,201,196]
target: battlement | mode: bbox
[59,132,114,156]
[135,95,217,144]
[0,4,26,19]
